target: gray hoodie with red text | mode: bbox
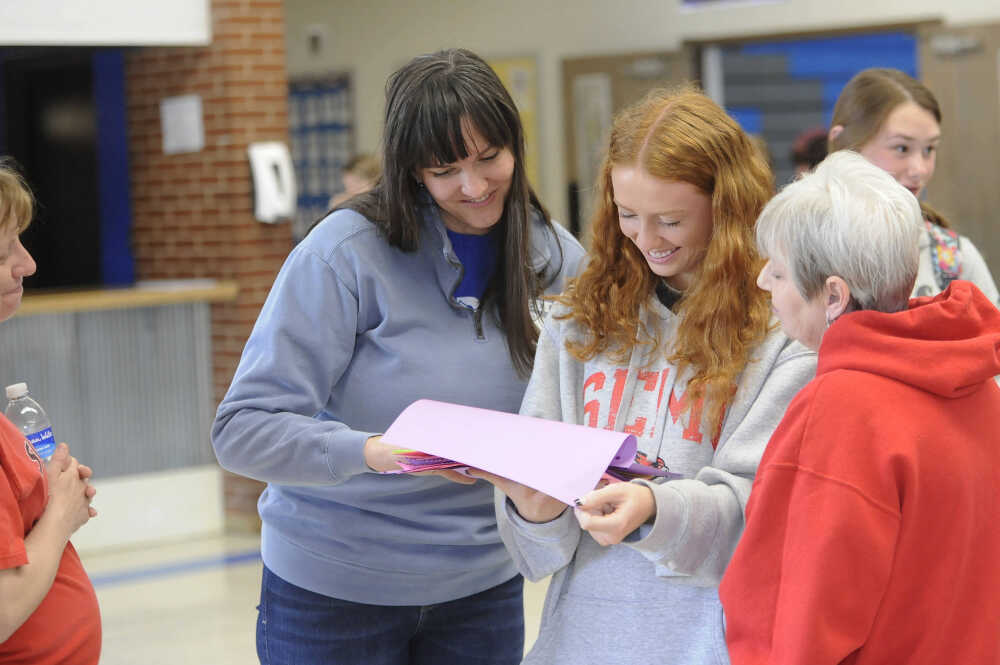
[496,299,815,665]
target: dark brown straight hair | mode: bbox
[345,48,564,377]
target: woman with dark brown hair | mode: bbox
[473,87,815,664]
[212,49,584,664]
[829,67,998,302]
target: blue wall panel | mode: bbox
[727,107,763,135]
[722,31,919,184]
[93,49,136,286]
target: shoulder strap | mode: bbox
[925,219,962,290]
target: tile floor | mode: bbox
[80,534,549,664]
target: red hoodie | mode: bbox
[720,281,1000,665]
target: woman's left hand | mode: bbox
[465,469,567,523]
[574,482,656,546]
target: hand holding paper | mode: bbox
[381,399,678,506]
[365,436,476,484]
[363,435,401,473]
[575,482,656,546]
[465,469,567,524]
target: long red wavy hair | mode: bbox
[558,87,774,435]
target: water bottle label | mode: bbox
[27,427,56,461]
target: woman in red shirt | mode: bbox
[0,159,101,664]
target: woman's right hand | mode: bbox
[44,443,97,537]
[363,435,402,473]
[466,469,566,524]
[363,435,477,485]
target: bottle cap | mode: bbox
[5,383,28,400]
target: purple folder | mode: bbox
[381,399,670,505]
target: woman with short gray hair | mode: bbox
[754,149,921,319]
[720,150,1000,664]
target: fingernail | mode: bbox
[573,498,582,507]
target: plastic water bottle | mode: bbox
[4,383,56,461]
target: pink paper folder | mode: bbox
[381,399,671,506]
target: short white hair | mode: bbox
[756,150,922,313]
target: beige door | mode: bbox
[920,22,1000,271]
[562,50,695,241]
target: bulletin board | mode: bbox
[287,73,354,241]
[488,56,540,192]
[703,30,919,186]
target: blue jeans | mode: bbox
[256,565,525,665]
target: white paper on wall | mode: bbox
[160,94,205,155]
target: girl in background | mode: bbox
[828,67,998,302]
[328,153,381,208]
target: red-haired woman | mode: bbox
[471,88,816,664]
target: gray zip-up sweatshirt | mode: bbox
[212,205,584,605]
[497,298,816,664]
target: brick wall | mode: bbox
[126,0,292,532]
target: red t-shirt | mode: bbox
[0,416,101,664]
